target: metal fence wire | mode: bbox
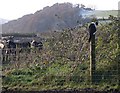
[1,28,119,87]
[1,46,118,85]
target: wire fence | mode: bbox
[1,47,119,85]
[1,26,119,89]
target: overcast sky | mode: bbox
[0,0,119,20]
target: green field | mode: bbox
[95,10,118,18]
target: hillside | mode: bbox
[2,2,118,34]
[2,3,88,33]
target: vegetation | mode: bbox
[2,16,120,92]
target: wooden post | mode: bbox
[118,2,120,88]
[118,6,120,87]
[90,34,96,83]
[118,22,120,88]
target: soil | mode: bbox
[2,88,120,93]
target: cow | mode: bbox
[0,42,4,49]
[31,40,43,52]
[0,39,16,63]
[5,40,16,54]
[15,41,31,53]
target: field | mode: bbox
[95,10,118,18]
[1,16,120,92]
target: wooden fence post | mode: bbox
[118,22,120,88]
[118,6,120,87]
[118,2,120,88]
[90,34,96,83]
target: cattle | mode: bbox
[4,40,16,54]
[1,39,30,63]
[6,40,16,48]
[1,37,43,63]
[0,42,4,49]
[15,40,31,53]
[0,36,16,53]
[0,36,44,64]
[0,39,16,63]
[0,41,5,61]
[31,40,43,51]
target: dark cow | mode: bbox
[6,40,16,48]
[5,40,16,54]
[88,21,98,42]
[14,40,31,53]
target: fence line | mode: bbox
[1,48,119,85]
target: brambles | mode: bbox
[2,17,120,91]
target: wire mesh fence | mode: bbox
[1,47,119,86]
[1,25,119,92]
